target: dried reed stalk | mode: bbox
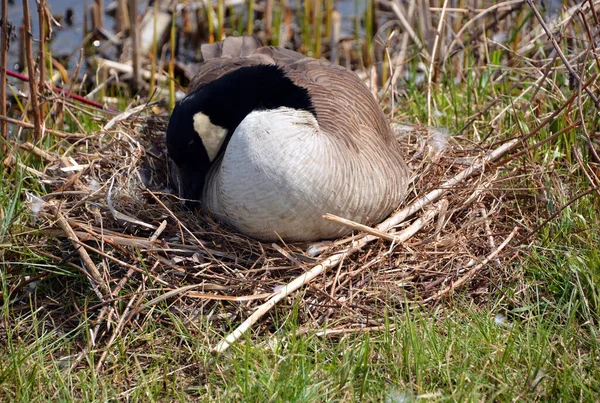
[47,207,109,295]
[329,9,340,64]
[95,0,104,30]
[19,141,57,162]
[217,0,224,41]
[18,24,24,72]
[168,12,176,109]
[0,0,8,153]
[37,0,47,122]
[445,0,526,62]
[323,213,400,243]
[382,0,423,52]
[314,0,323,59]
[116,0,130,33]
[264,0,273,37]
[0,114,86,138]
[22,0,43,140]
[129,0,142,93]
[83,0,88,35]
[247,0,254,35]
[90,3,101,33]
[426,0,448,126]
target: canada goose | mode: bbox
[167,36,410,242]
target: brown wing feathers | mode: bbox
[192,36,395,151]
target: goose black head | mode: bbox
[166,64,315,205]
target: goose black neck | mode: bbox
[183,64,315,131]
[166,64,316,203]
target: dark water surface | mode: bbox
[6,0,86,70]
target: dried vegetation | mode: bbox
[1,0,599,369]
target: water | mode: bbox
[6,0,87,71]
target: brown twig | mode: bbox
[323,213,401,243]
[0,114,87,138]
[6,68,115,111]
[588,0,600,26]
[73,239,169,286]
[19,141,58,162]
[445,0,526,60]
[37,0,48,121]
[578,9,600,74]
[21,0,43,141]
[379,0,423,51]
[129,0,141,94]
[48,207,109,295]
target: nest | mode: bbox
[11,107,537,356]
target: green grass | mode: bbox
[2,4,600,402]
[1,286,599,401]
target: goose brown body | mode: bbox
[167,36,410,242]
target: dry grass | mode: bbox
[1,0,598,387]
[4,109,537,362]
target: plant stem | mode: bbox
[22,0,43,141]
[1,0,8,153]
[129,0,141,94]
[37,0,47,121]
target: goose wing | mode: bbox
[282,58,395,150]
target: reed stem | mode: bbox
[206,0,214,43]
[365,0,374,66]
[129,0,141,94]
[272,1,281,46]
[217,0,224,41]
[247,0,254,35]
[37,0,48,121]
[95,0,104,30]
[264,0,273,39]
[303,0,311,53]
[168,12,176,110]
[22,0,43,141]
[1,0,8,152]
[314,0,322,58]
[149,1,159,96]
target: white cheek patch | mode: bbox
[193,112,228,162]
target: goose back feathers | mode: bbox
[167,36,410,242]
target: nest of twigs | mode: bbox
[10,105,538,355]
